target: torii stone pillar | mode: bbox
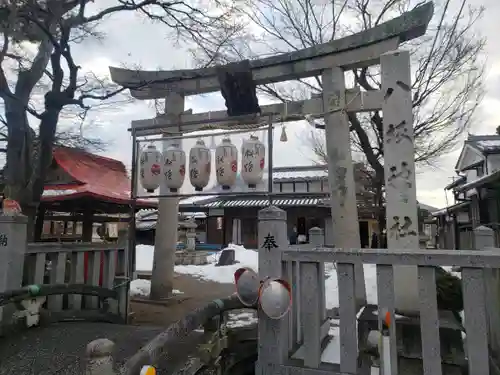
[322,67,366,306]
[150,92,184,300]
[381,50,419,313]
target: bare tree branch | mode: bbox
[0,0,244,238]
[192,0,485,232]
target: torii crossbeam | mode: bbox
[110,2,433,99]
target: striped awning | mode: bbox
[136,220,157,231]
[203,198,323,208]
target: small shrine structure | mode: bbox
[31,146,156,241]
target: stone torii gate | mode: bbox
[110,2,433,313]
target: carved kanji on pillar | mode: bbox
[381,50,420,313]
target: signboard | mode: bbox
[208,208,224,217]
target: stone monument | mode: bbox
[175,218,210,266]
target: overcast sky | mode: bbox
[64,0,500,209]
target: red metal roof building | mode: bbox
[35,146,156,242]
[41,146,155,210]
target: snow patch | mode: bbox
[132,243,407,363]
[174,244,258,283]
[134,243,377,308]
[130,278,183,297]
[136,244,155,271]
[43,189,78,196]
[324,264,378,309]
[227,311,258,328]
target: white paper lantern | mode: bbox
[139,144,162,193]
[162,142,186,193]
[241,135,266,188]
[215,137,238,190]
[189,139,211,191]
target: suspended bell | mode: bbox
[280,126,288,142]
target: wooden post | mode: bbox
[470,195,480,228]
[0,215,28,331]
[308,227,327,335]
[474,226,500,358]
[115,229,129,321]
[306,227,330,341]
[82,207,94,242]
[86,338,117,375]
[380,49,419,314]
[256,206,289,375]
[232,218,242,244]
[150,92,184,300]
[34,205,45,241]
[322,66,366,307]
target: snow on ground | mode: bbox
[136,244,155,272]
[324,264,377,308]
[175,244,258,283]
[134,244,462,368]
[136,244,257,284]
[135,243,377,308]
[130,278,183,297]
[226,311,258,328]
[292,321,342,364]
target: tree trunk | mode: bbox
[4,96,61,240]
[4,100,33,200]
[3,99,38,237]
[374,180,386,237]
[22,204,38,242]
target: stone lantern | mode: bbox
[183,218,198,251]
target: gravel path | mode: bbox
[0,274,244,375]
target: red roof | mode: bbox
[42,146,156,208]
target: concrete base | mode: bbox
[175,251,211,265]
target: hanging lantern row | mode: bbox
[138,136,266,193]
[139,142,186,193]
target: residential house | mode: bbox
[433,134,500,249]
[137,164,382,248]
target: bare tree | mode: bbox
[193,0,486,232]
[0,116,108,154]
[0,0,242,236]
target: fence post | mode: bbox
[115,229,129,322]
[256,206,289,375]
[86,338,117,375]
[0,215,28,331]
[474,226,500,359]
[308,227,328,340]
[309,227,324,247]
